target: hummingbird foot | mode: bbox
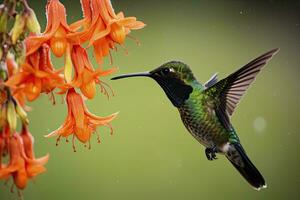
[205,146,218,161]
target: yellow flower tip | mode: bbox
[7,100,17,132]
[26,8,41,34]
[15,103,29,125]
[64,45,73,83]
[11,14,26,44]
[0,10,8,32]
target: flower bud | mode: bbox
[64,45,73,83]
[7,100,17,132]
[11,14,26,44]
[26,8,41,34]
[16,103,29,125]
[0,8,8,32]
[15,41,26,66]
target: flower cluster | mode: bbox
[0,126,49,191]
[1,0,49,193]
[0,0,144,193]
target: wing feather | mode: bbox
[204,48,279,130]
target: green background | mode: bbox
[1,0,300,199]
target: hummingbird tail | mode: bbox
[225,143,266,190]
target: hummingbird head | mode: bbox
[111,61,195,107]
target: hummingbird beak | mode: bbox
[111,71,151,80]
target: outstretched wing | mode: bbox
[204,48,279,130]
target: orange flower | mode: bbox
[58,45,117,99]
[68,0,93,40]
[96,0,145,43]
[5,44,63,102]
[26,0,75,57]
[68,0,145,64]
[0,134,28,190]
[46,88,117,151]
[0,131,48,190]
[92,0,145,64]
[20,126,49,179]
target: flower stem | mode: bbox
[0,0,19,94]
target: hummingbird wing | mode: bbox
[204,48,279,130]
[204,73,218,88]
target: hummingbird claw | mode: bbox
[205,146,218,161]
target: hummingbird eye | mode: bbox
[162,68,170,75]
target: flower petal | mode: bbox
[67,89,85,129]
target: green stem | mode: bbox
[0,0,17,95]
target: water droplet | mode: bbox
[253,116,266,133]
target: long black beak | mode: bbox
[111,71,151,80]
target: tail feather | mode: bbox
[225,143,266,190]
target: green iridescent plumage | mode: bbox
[112,48,279,190]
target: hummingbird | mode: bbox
[111,48,279,190]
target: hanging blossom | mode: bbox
[0,127,49,190]
[25,0,75,57]
[5,43,64,103]
[1,0,145,194]
[45,88,118,152]
[69,0,145,64]
[4,0,145,151]
[0,0,49,193]
[57,45,116,99]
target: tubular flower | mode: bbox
[92,0,145,64]
[5,44,64,102]
[0,0,146,194]
[26,0,75,57]
[0,134,27,190]
[46,88,118,151]
[68,0,145,64]
[20,126,49,179]
[0,132,48,190]
[68,0,93,39]
[58,45,117,99]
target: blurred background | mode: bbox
[1,0,300,199]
